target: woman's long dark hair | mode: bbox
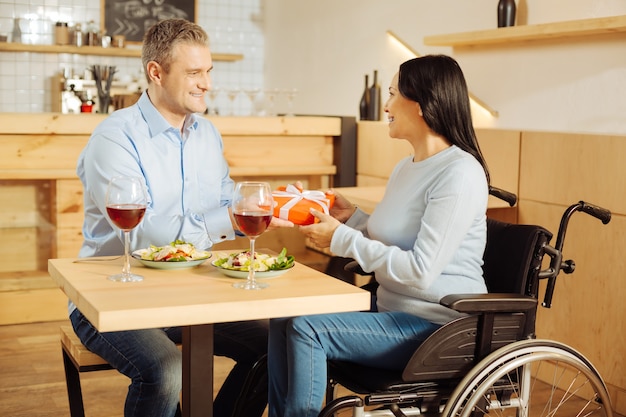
[398,55,490,184]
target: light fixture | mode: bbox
[386,30,498,117]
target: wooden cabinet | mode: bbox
[0,114,341,325]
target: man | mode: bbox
[70,18,290,417]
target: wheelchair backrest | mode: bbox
[483,218,552,298]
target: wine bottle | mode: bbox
[367,70,381,121]
[359,74,370,120]
[497,0,516,27]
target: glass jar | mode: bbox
[55,22,69,45]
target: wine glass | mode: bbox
[207,87,221,116]
[284,88,298,117]
[264,88,279,117]
[105,176,148,282]
[226,88,240,116]
[231,181,274,290]
[243,88,260,116]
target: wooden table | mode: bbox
[48,252,370,417]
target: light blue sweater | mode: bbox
[331,145,488,325]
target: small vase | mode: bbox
[359,74,370,121]
[367,70,381,121]
[497,0,516,27]
[11,18,22,43]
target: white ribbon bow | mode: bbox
[273,184,330,221]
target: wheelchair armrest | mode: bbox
[440,293,537,314]
[344,260,372,276]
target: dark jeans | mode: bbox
[70,309,268,417]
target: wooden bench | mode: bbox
[60,325,123,417]
[60,325,184,417]
[60,326,269,417]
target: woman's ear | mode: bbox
[416,102,423,117]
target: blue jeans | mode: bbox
[267,311,441,417]
[70,309,268,417]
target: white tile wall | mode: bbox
[0,0,264,115]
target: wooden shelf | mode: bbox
[424,15,626,47]
[0,42,243,61]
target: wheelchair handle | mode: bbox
[578,201,612,225]
[541,200,611,308]
[488,186,517,207]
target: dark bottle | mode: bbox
[359,74,370,120]
[498,0,516,27]
[367,70,381,121]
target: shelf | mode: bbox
[0,42,243,61]
[424,14,626,47]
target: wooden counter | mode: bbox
[0,113,343,325]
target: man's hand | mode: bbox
[268,216,294,231]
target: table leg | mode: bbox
[182,324,214,417]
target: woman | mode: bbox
[268,55,491,417]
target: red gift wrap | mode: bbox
[273,184,335,225]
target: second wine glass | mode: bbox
[231,181,274,290]
[105,176,147,282]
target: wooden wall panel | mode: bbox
[520,131,626,215]
[356,123,521,199]
[0,136,88,171]
[55,179,84,230]
[0,287,67,325]
[356,121,413,181]
[223,136,333,169]
[476,129,520,195]
[518,129,626,414]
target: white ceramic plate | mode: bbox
[132,251,212,270]
[211,260,294,279]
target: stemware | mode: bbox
[284,88,298,117]
[264,88,279,117]
[243,88,260,116]
[207,87,221,116]
[226,88,240,116]
[105,176,147,282]
[231,182,274,289]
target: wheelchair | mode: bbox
[321,187,613,417]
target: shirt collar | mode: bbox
[137,91,200,138]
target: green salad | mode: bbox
[213,248,295,271]
[135,240,211,262]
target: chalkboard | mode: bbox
[101,0,196,44]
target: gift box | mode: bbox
[273,184,335,225]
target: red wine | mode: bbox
[234,211,272,237]
[106,204,146,231]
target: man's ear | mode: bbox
[146,61,162,85]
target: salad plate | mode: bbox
[132,240,212,270]
[211,263,293,279]
[211,248,295,279]
[133,255,211,270]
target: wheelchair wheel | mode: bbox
[442,339,613,417]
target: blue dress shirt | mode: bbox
[76,91,236,258]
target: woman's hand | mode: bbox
[328,189,356,223]
[299,209,342,249]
